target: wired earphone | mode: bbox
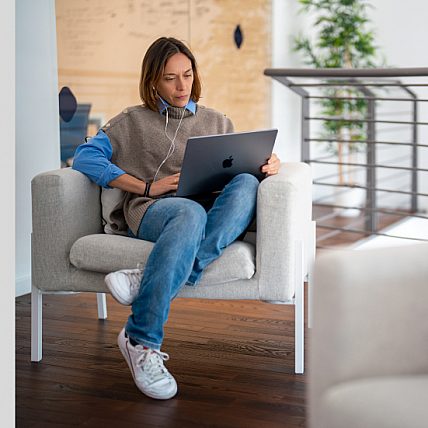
[152,88,187,183]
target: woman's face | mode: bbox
[156,52,194,108]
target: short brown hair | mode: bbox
[139,37,202,112]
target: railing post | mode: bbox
[366,98,377,233]
[265,74,310,164]
[302,96,310,163]
[400,84,419,213]
[412,98,418,212]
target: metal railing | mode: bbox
[264,67,428,248]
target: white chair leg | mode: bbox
[307,221,316,329]
[96,293,108,319]
[295,240,305,374]
[31,286,43,362]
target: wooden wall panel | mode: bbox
[56,0,271,131]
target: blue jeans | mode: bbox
[125,173,259,350]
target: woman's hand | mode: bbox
[149,173,180,197]
[261,153,280,176]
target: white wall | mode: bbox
[370,0,428,211]
[271,0,428,212]
[271,0,309,163]
[370,0,428,68]
[2,0,15,422]
[16,0,60,296]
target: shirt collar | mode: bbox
[158,99,196,115]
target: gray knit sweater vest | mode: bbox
[102,104,234,235]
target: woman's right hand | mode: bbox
[149,173,180,197]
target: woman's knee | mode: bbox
[232,173,259,189]
[231,173,259,193]
[171,198,207,231]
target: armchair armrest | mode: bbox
[256,162,312,301]
[31,168,102,291]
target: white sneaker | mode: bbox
[117,328,177,400]
[104,267,143,305]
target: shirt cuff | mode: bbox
[98,163,126,188]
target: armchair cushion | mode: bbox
[70,234,256,285]
[320,376,428,428]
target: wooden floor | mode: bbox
[17,210,402,427]
[16,292,308,428]
[314,206,404,249]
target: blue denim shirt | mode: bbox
[72,100,197,188]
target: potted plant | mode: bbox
[293,0,383,216]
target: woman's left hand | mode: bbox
[261,153,281,176]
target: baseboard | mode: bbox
[16,274,31,297]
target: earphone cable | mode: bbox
[152,105,186,183]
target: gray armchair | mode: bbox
[309,243,428,427]
[31,162,315,373]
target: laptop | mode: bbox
[176,128,278,197]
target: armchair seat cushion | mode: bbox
[70,234,256,285]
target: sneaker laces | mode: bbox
[127,269,143,291]
[135,346,171,383]
[123,263,144,292]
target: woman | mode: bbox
[73,37,280,400]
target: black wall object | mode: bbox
[234,25,243,49]
[59,86,77,122]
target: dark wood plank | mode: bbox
[314,205,403,248]
[16,292,308,428]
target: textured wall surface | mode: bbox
[56,0,271,131]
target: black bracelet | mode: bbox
[144,182,151,197]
